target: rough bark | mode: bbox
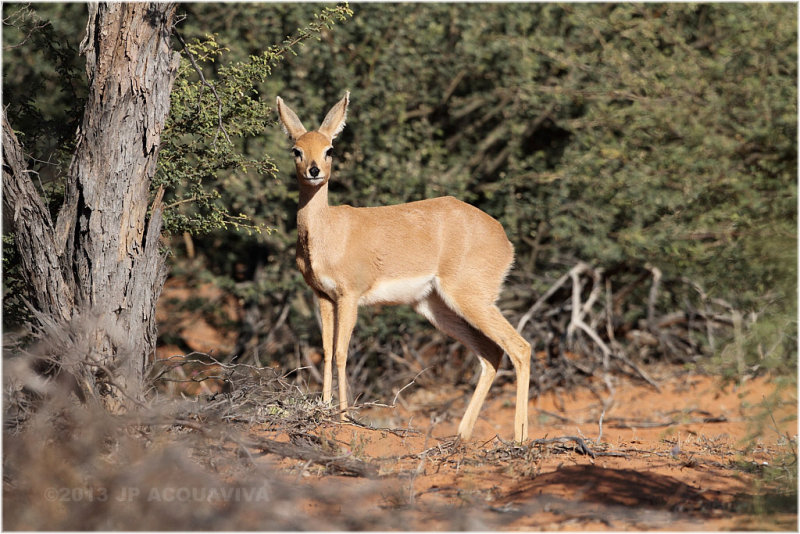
[3,3,180,410]
[2,117,74,323]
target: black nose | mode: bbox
[309,166,320,178]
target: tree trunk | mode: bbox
[2,3,180,411]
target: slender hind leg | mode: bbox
[467,305,530,442]
[415,292,504,440]
[438,289,532,442]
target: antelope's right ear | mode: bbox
[276,96,307,141]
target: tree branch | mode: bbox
[2,112,73,322]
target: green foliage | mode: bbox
[1,2,354,348]
[241,4,795,293]
[533,5,797,296]
[175,3,794,373]
[2,3,86,209]
[154,3,355,354]
[156,33,275,236]
[2,3,795,379]
[157,3,354,236]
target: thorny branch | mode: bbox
[3,4,50,51]
[173,30,232,146]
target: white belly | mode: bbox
[359,275,435,306]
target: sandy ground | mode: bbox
[255,369,797,531]
[154,280,797,530]
[6,279,796,531]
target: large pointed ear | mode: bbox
[318,91,349,139]
[276,96,307,141]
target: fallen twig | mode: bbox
[343,415,422,437]
[604,414,728,429]
[240,433,379,478]
[531,435,597,458]
[494,434,598,458]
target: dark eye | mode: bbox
[292,148,302,159]
[325,147,334,159]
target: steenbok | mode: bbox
[276,92,531,441]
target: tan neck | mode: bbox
[297,181,329,237]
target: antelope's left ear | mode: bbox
[318,91,349,140]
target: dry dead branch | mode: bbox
[511,261,747,398]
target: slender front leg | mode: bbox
[317,294,335,403]
[333,297,359,420]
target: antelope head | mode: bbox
[275,92,349,187]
